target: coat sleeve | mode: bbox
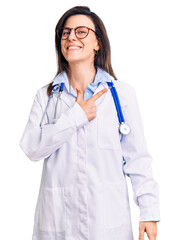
[19,89,89,161]
[119,85,160,222]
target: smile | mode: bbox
[67,46,82,50]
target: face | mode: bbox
[60,15,100,64]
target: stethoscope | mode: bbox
[40,81,130,135]
[40,83,64,127]
[107,81,130,135]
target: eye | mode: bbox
[62,30,70,36]
[77,30,86,34]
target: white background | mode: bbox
[0,0,179,239]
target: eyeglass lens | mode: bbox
[61,27,89,39]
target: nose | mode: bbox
[68,29,77,41]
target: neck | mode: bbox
[67,62,97,93]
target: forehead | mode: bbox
[64,15,95,29]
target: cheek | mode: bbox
[84,40,95,53]
[60,43,66,56]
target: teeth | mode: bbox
[68,46,81,49]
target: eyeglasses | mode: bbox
[56,26,97,40]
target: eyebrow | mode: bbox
[62,26,82,29]
[62,26,92,29]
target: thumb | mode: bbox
[76,88,84,102]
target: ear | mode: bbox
[94,39,100,51]
[95,46,100,51]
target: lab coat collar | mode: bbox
[52,67,112,108]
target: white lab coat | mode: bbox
[19,69,160,240]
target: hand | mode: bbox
[75,88,108,121]
[139,221,158,240]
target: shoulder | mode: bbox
[36,83,49,95]
[112,78,135,93]
[34,83,51,108]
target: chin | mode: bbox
[66,57,88,64]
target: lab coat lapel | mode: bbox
[59,90,76,108]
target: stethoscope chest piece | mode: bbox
[119,122,131,135]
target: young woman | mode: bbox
[20,6,160,240]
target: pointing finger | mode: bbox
[90,88,108,102]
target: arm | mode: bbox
[19,89,89,161]
[120,86,160,222]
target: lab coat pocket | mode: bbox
[97,116,121,149]
[103,182,128,229]
[39,187,66,232]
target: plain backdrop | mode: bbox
[0,0,179,239]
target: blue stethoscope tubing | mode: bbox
[107,81,130,135]
[40,81,130,135]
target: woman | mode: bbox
[20,6,160,240]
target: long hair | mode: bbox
[47,5,117,96]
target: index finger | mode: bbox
[90,88,108,102]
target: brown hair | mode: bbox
[47,5,117,96]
